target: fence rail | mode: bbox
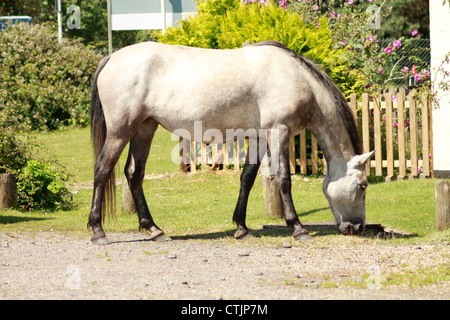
[180,92,432,179]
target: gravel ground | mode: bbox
[0,231,448,300]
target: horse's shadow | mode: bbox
[110,221,417,244]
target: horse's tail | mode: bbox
[91,56,115,222]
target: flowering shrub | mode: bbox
[0,22,101,131]
[284,0,432,96]
[158,0,362,97]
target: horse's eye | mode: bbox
[358,183,367,190]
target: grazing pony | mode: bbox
[88,41,373,244]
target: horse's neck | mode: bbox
[308,102,355,174]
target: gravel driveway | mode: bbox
[1,230,448,301]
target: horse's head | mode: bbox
[322,151,374,235]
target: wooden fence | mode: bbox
[180,92,432,179]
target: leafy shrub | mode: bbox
[158,0,362,97]
[0,127,33,174]
[17,160,72,211]
[0,126,71,211]
[0,22,102,131]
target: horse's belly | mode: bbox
[153,100,262,143]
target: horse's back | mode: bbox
[97,42,317,136]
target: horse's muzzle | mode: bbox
[338,222,365,236]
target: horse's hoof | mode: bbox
[149,231,172,242]
[293,233,313,241]
[91,236,111,245]
[234,228,251,240]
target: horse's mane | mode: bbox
[246,41,363,155]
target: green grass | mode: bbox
[1,126,448,245]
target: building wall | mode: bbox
[430,1,450,178]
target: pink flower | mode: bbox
[392,96,398,102]
[279,0,288,10]
[424,69,430,78]
[383,46,393,55]
[412,30,418,37]
[368,35,376,43]
[313,4,319,10]
[393,40,402,48]
[402,66,409,74]
[329,11,336,18]
[348,0,354,4]
[377,67,383,74]
[414,72,422,82]
[394,122,398,127]
[342,39,346,46]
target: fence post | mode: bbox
[121,177,135,212]
[261,157,284,218]
[201,143,208,171]
[397,92,406,179]
[233,141,240,172]
[190,140,196,173]
[179,137,188,173]
[385,92,395,180]
[361,93,370,175]
[421,96,431,177]
[435,180,450,231]
[223,142,229,170]
[300,130,307,175]
[289,136,295,174]
[373,97,382,176]
[409,92,418,177]
[0,173,18,210]
[350,93,357,120]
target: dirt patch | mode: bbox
[0,231,448,300]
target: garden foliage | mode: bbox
[0,127,71,211]
[0,22,101,131]
[158,0,362,97]
[17,159,71,211]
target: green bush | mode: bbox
[158,0,362,97]
[0,127,33,174]
[0,22,101,131]
[17,159,72,211]
[0,126,71,211]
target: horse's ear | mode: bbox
[349,151,375,168]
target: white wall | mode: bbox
[430,0,450,178]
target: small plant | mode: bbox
[1,123,72,211]
[16,160,72,211]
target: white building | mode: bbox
[430,0,450,178]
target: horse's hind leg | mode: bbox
[125,119,171,242]
[89,136,129,245]
[233,139,261,239]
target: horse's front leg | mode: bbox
[272,126,312,241]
